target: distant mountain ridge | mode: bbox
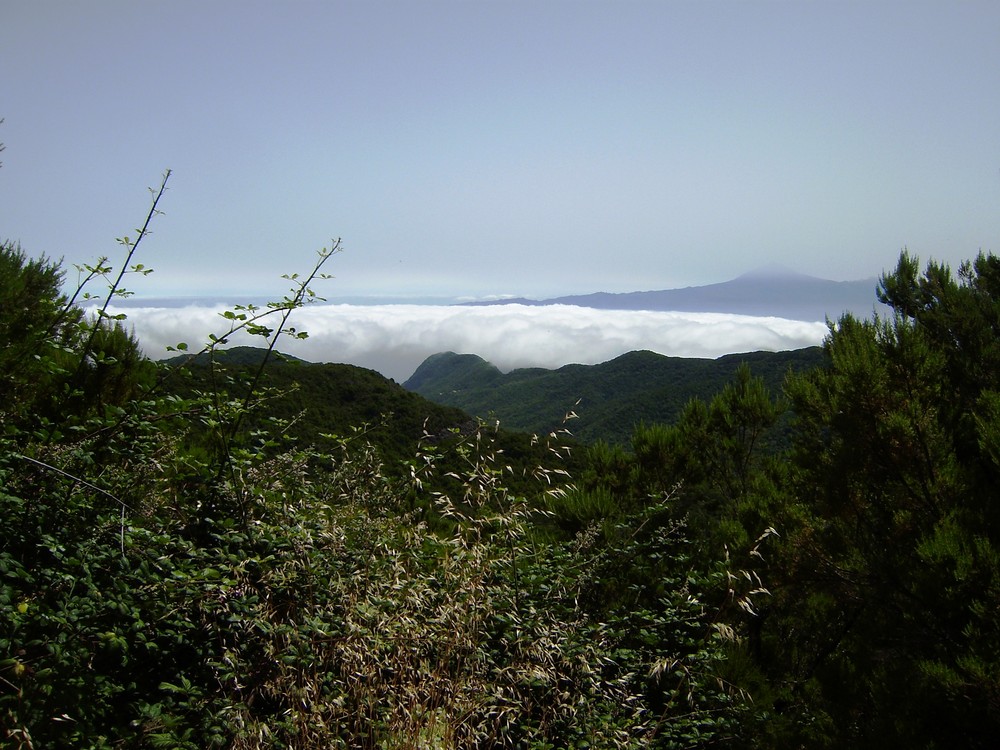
[160,347,471,466]
[463,265,888,321]
[405,347,825,445]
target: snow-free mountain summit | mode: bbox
[463,265,887,322]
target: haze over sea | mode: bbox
[7,3,996,382]
[3,3,998,310]
[108,284,834,382]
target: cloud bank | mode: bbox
[116,303,830,383]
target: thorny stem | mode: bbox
[206,241,340,498]
[233,239,341,439]
[81,170,171,364]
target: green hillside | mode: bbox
[160,347,587,497]
[7,207,1000,749]
[163,345,313,367]
[405,347,825,444]
[164,346,471,467]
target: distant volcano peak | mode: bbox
[734,263,821,282]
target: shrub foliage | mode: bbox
[0,176,756,748]
[3,172,998,748]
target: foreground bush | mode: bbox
[0,177,754,748]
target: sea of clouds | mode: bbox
[113,303,830,383]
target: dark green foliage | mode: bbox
[754,251,1000,748]
[538,253,1000,747]
[571,363,785,555]
[9,169,998,748]
[0,241,81,424]
[405,348,822,445]
[162,349,584,508]
[170,351,469,466]
[402,350,504,393]
[164,345,312,367]
[1,194,752,748]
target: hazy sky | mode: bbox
[2,0,999,301]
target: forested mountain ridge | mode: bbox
[164,347,474,469]
[160,346,588,490]
[5,195,1000,749]
[405,347,825,444]
[163,345,313,367]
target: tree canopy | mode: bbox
[3,169,998,747]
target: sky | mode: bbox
[2,0,999,301]
[2,2,999,381]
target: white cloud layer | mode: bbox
[117,303,830,383]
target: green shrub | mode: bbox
[1,174,755,748]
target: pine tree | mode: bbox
[767,251,1000,747]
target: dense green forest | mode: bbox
[404,347,824,445]
[165,347,589,506]
[3,175,999,748]
[163,346,474,470]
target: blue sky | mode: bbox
[2,0,999,302]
